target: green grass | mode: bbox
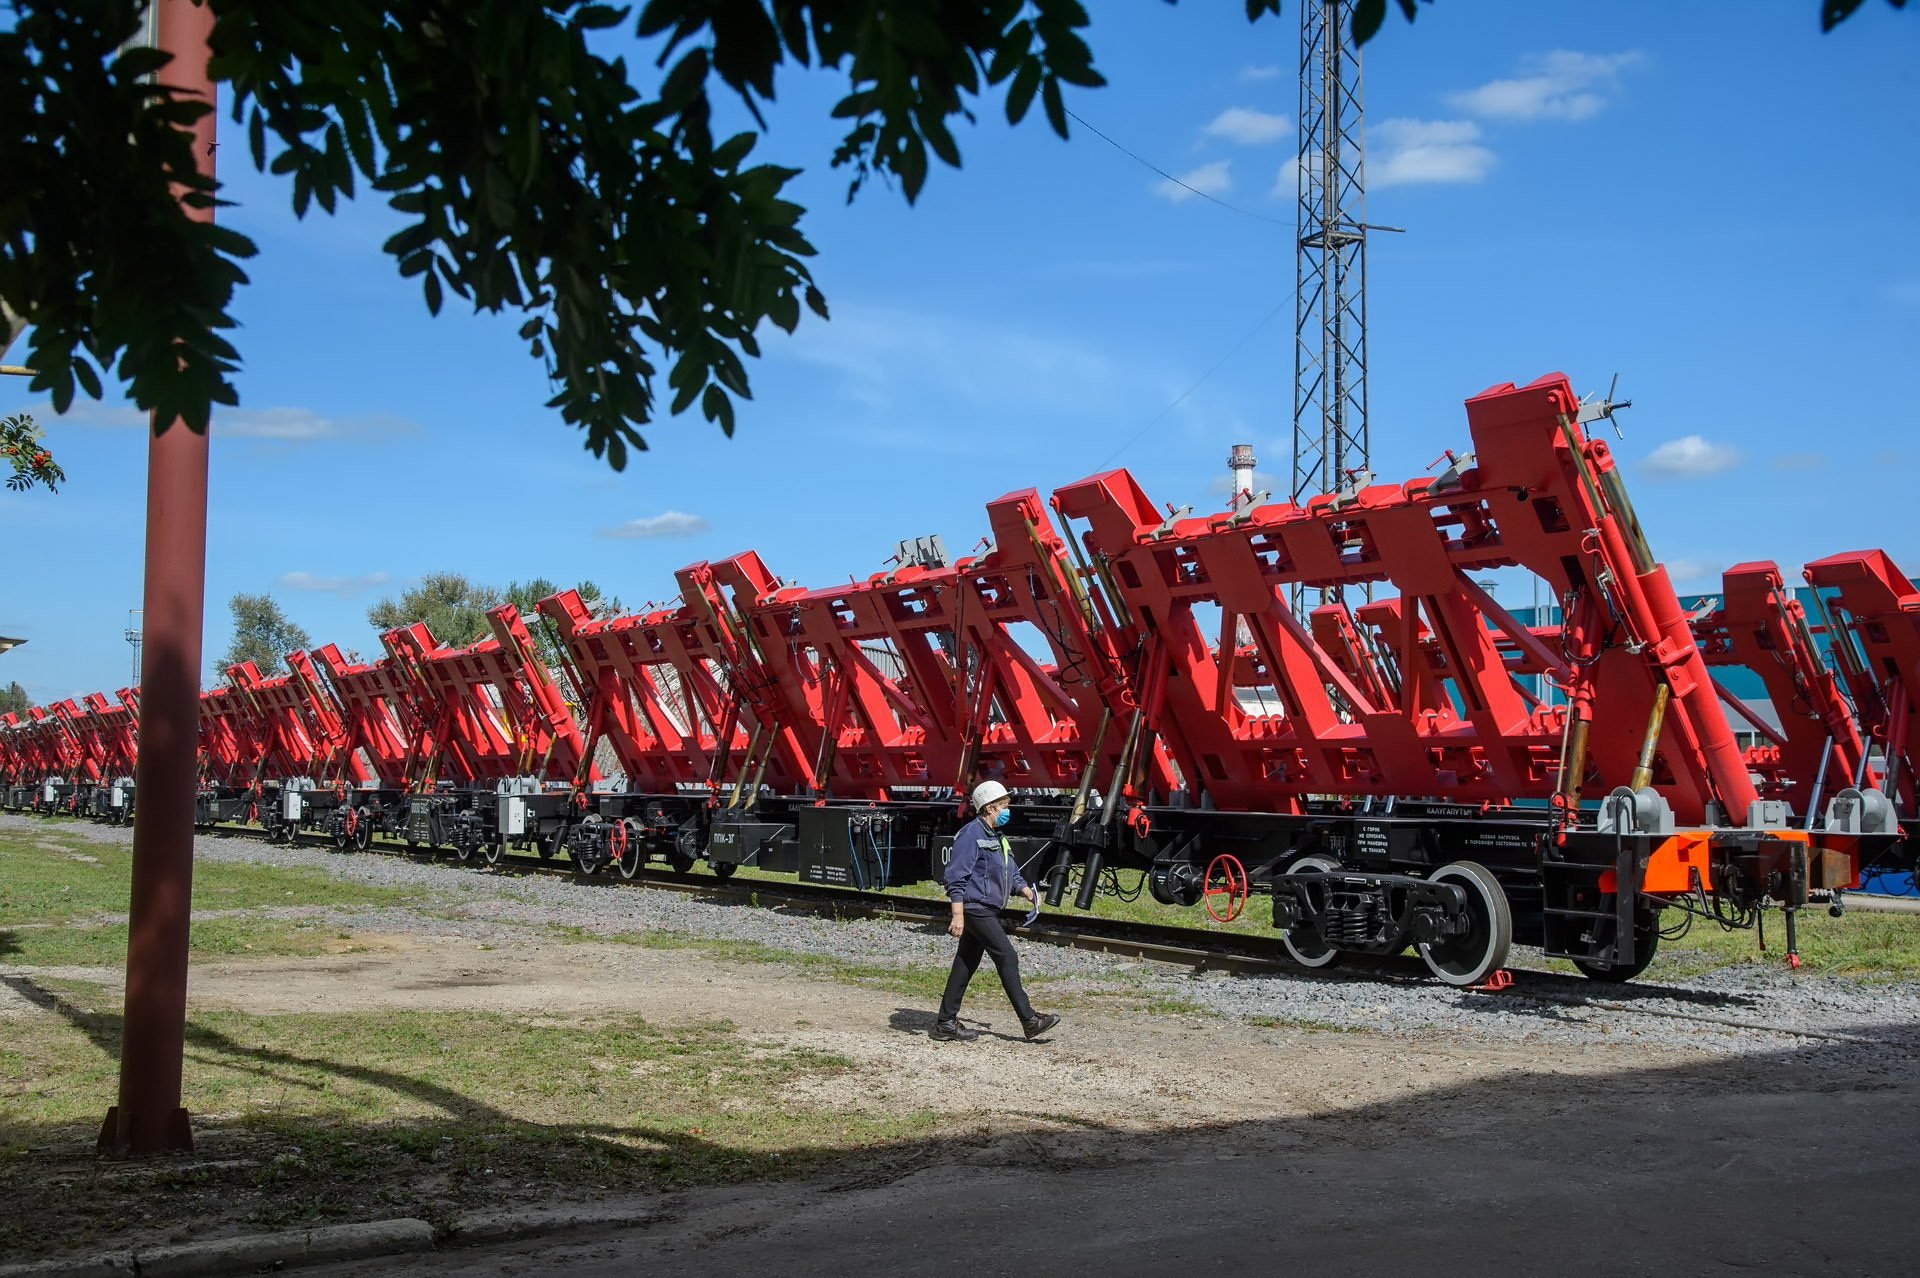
[0,916,358,967]
[1622,907,1920,982]
[0,824,448,969]
[0,826,439,928]
[0,977,941,1256]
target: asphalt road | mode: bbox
[309,1028,1919,1278]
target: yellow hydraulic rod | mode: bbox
[1559,715,1591,806]
[1628,683,1672,792]
[727,722,765,810]
[1068,707,1111,826]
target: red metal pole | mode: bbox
[99,0,215,1157]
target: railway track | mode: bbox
[213,820,1299,973]
[186,818,1883,1048]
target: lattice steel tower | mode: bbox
[1291,0,1370,514]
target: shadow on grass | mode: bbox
[0,971,833,1255]
[0,929,20,960]
[0,965,1917,1271]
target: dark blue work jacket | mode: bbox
[943,816,1030,907]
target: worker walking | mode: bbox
[931,781,1061,1042]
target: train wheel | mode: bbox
[1573,906,1661,982]
[352,815,373,852]
[709,860,738,880]
[481,840,507,868]
[612,821,642,880]
[1419,861,1512,987]
[453,835,478,864]
[666,850,697,875]
[1279,855,1343,969]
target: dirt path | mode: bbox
[11,924,1920,1275]
[13,930,1699,1131]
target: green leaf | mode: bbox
[660,46,710,111]
[1041,76,1068,137]
[1822,0,1869,28]
[1005,58,1043,125]
[701,383,735,436]
[73,358,102,401]
[713,131,757,171]
[894,133,929,202]
[987,19,1033,85]
[1352,0,1388,45]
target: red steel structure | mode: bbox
[308,642,425,790]
[1691,562,1868,815]
[705,490,1166,805]
[1052,373,1746,822]
[5,372,1915,992]
[382,604,591,789]
[1804,550,1920,814]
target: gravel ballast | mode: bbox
[13,814,1920,1063]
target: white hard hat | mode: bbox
[970,780,1010,810]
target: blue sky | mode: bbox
[4,1,1917,705]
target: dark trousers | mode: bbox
[938,904,1034,1022]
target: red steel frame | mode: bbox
[698,490,1167,806]
[309,641,426,790]
[1050,372,1754,824]
[537,556,796,796]
[197,679,278,794]
[1803,549,1920,816]
[381,605,592,789]
[1690,562,1866,813]
[8,371,1920,924]
[51,698,105,784]
[88,692,141,780]
[224,657,365,786]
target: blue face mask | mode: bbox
[992,807,1012,828]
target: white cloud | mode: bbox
[1155,159,1233,202]
[1370,119,1496,187]
[25,400,417,443]
[1378,119,1483,148]
[276,570,393,597]
[1638,434,1743,480]
[1269,152,1305,200]
[1448,50,1643,122]
[22,400,143,428]
[597,511,710,539]
[1203,107,1290,145]
[221,406,420,441]
[1662,557,1725,589]
[1239,64,1282,82]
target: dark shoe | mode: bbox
[930,1019,978,1042]
[1022,1013,1060,1040]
